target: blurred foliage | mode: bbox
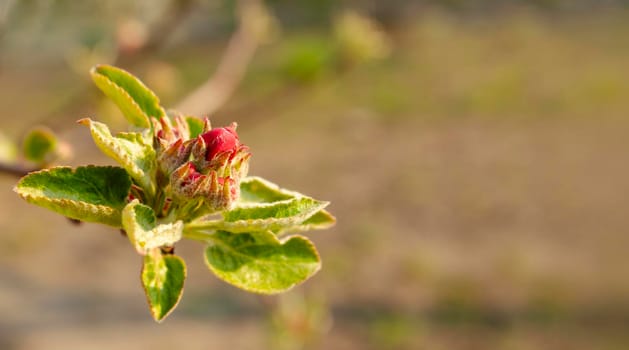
[268,293,332,350]
[333,11,391,66]
[368,314,416,349]
[21,127,58,164]
[260,9,629,120]
[0,131,17,163]
[277,36,336,84]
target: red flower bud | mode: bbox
[165,120,250,216]
[201,126,239,161]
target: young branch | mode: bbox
[23,0,195,129]
[118,0,195,63]
[176,0,267,117]
[146,0,194,53]
[1,0,266,178]
[0,162,36,177]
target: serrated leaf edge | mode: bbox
[141,253,187,322]
[92,64,165,114]
[91,65,165,127]
[80,118,155,192]
[14,166,128,227]
[276,209,337,234]
[123,201,183,254]
[198,198,329,233]
[240,176,306,200]
[204,233,321,294]
[16,194,122,226]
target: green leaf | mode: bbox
[79,118,156,195]
[204,230,320,294]
[142,252,186,322]
[91,64,165,128]
[22,127,57,164]
[276,209,336,234]
[239,176,336,233]
[14,166,131,226]
[122,200,183,254]
[224,197,328,231]
[185,116,205,139]
[239,176,299,203]
[190,197,328,234]
[0,131,17,163]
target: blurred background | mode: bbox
[2,0,629,349]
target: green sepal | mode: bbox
[142,251,186,322]
[22,127,58,164]
[122,200,183,254]
[14,166,131,227]
[79,118,156,196]
[204,230,320,294]
[90,64,165,128]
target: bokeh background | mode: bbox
[2,0,629,349]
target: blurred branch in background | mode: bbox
[177,0,275,116]
[0,126,70,177]
[0,0,271,177]
[0,0,14,31]
[0,0,16,70]
[0,0,15,33]
[224,9,392,125]
[0,162,34,178]
[37,0,197,126]
[119,0,195,62]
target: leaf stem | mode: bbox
[0,161,38,177]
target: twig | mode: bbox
[0,161,37,177]
[0,0,17,73]
[0,0,16,38]
[144,0,194,53]
[1,0,262,178]
[118,0,195,64]
[26,0,195,129]
[176,0,265,117]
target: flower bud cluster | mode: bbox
[153,116,250,217]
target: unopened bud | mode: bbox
[200,124,240,161]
